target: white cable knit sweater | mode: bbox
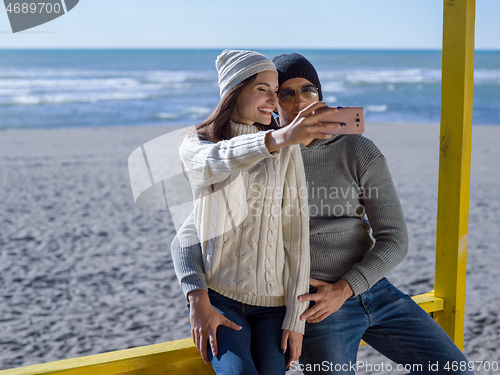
[179,121,310,333]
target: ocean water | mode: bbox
[0,49,499,130]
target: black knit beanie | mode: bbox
[272,53,323,101]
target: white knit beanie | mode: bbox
[216,49,277,98]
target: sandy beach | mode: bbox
[1,123,499,373]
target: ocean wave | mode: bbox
[0,78,141,90]
[0,68,216,81]
[346,69,442,84]
[0,92,151,105]
[324,96,337,104]
[474,69,500,84]
[320,69,442,84]
[155,112,178,120]
[0,75,211,100]
[320,68,500,85]
[0,68,148,79]
[144,70,215,84]
[186,107,212,119]
[0,88,32,96]
[366,105,388,112]
[321,81,344,93]
[4,67,492,86]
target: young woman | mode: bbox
[176,50,340,375]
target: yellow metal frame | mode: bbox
[0,293,446,375]
[0,0,476,373]
[433,0,475,351]
[0,339,211,375]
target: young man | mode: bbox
[171,53,473,375]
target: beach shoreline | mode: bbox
[1,123,499,373]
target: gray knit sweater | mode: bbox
[171,134,408,300]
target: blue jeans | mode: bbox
[300,278,473,375]
[189,289,287,375]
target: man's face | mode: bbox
[277,78,319,126]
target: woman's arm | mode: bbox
[171,213,241,363]
[280,146,310,368]
[187,289,242,364]
[171,213,207,297]
[281,145,310,334]
[180,131,277,192]
[181,103,343,192]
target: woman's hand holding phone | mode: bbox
[315,106,365,135]
[265,102,345,151]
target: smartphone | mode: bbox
[319,106,365,134]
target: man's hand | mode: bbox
[281,329,303,370]
[188,290,242,364]
[298,278,354,323]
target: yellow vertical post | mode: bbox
[434,0,476,350]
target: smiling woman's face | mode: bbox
[277,78,319,126]
[231,70,279,126]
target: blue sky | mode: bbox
[1,0,499,49]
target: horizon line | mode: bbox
[1,47,499,52]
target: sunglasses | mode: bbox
[277,84,319,105]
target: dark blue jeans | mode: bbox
[300,278,474,375]
[189,289,287,375]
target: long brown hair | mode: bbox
[196,74,279,143]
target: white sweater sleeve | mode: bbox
[281,145,310,334]
[179,131,277,194]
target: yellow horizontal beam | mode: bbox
[0,339,214,375]
[411,291,444,314]
[0,292,443,375]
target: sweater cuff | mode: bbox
[343,268,370,297]
[181,275,208,300]
[258,129,281,157]
[282,302,307,334]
